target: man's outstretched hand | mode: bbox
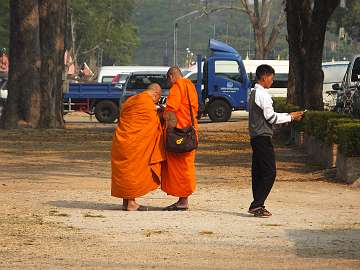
[289,111,305,121]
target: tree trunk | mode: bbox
[69,7,78,72]
[303,1,336,109]
[249,0,286,59]
[1,0,66,129]
[286,0,305,106]
[39,0,65,128]
[254,26,266,59]
[286,0,339,109]
[2,0,41,128]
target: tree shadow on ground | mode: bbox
[287,229,360,260]
[274,146,328,175]
[0,161,109,181]
[196,152,251,168]
[198,117,245,124]
[47,200,164,211]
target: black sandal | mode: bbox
[163,204,188,211]
[252,207,272,218]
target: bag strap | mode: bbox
[185,84,195,127]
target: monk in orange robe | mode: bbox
[162,67,198,211]
[111,83,165,211]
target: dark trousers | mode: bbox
[250,136,276,210]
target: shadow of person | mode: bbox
[196,209,254,218]
[47,200,164,211]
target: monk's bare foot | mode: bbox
[122,199,128,210]
[126,199,140,211]
[176,197,189,208]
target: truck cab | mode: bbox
[196,39,250,122]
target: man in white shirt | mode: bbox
[248,64,303,217]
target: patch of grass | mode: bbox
[83,213,105,218]
[23,241,35,246]
[49,211,70,217]
[56,213,70,217]
[144,230,166,237]
[199,230,214,235]
[261,224,283,227]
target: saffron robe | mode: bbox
[111,92,165,199]
[161,78,198,197]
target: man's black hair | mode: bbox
[256,64,275,80]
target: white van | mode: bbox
[187,60,289,97]
[97,66,171,83]
[243,60,289,97]
[97,66,191,84]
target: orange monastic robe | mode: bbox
[161,78,198,197]
[111,92,165,199]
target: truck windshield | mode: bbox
[126,74,169,91]
[323,64,349,84]
[215,60,242,83]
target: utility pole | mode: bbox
[189,23,192,50]
[173,10,200,66]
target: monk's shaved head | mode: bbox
[147,83,162,94]
[146,83,162,103]
[167,66,183,77]
[167,66,183,86]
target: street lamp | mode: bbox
[173,10,201,66]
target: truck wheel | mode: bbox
[94,100,118,123]
[208,100,232,122]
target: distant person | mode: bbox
[111,83,165,211]
[0,48,9,79]
[162,67,198,211]
[64,50,75,78]
[248,64,303,217]
[78,62,93,79]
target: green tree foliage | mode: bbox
[70,0,139,65]
[0,0,9,49]
[329,0,360,41]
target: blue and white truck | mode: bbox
[120,39,251,122]
[195,39,250,122]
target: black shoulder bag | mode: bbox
[166,86,198,153]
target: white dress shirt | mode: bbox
[253,83,292,124]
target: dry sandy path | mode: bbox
[0,113,359,269]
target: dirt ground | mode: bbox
[0,112,359,270]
